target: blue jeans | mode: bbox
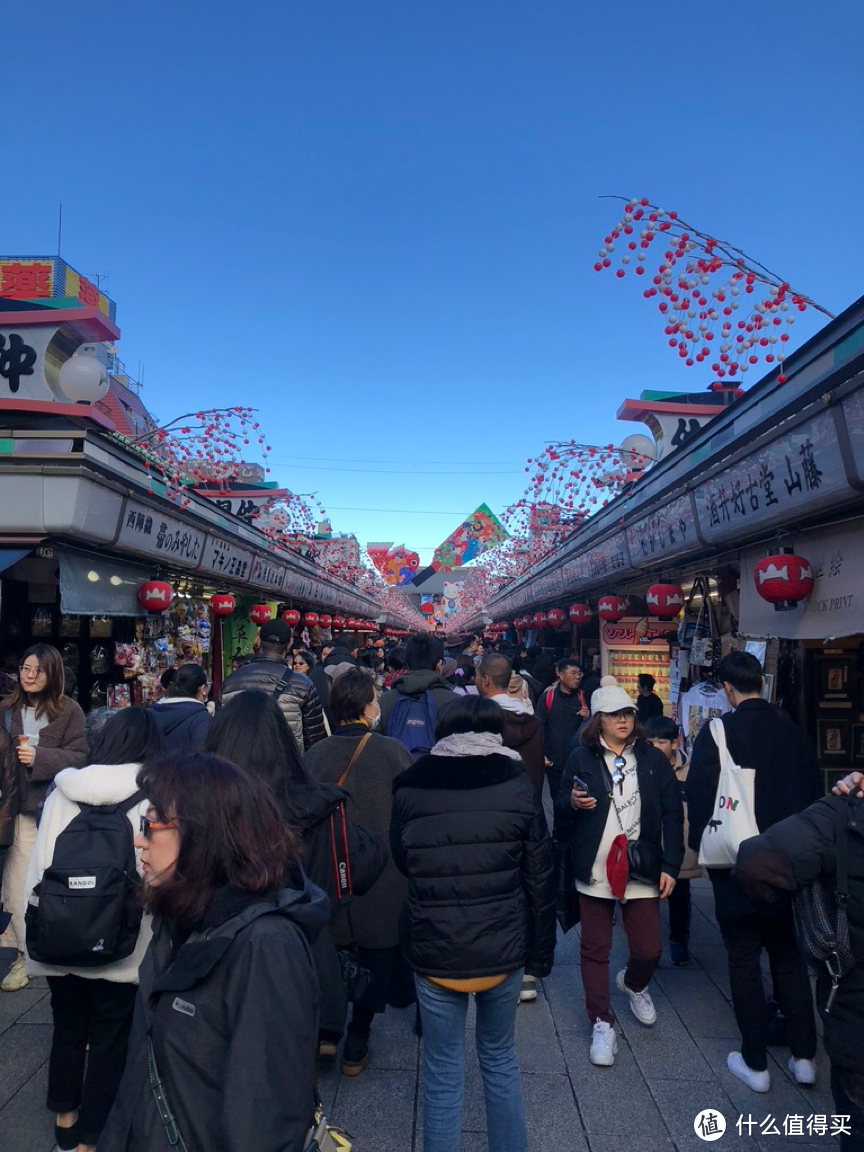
[415,969,527,1152]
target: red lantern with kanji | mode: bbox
[645,583,685,620]
[249,604,272,627]
[569,603,592,626]
[754,551,814,611]
[547,608,566,628]
[331,616,345,630]
[138,580,174,613]
[281,609,300,627]
[303,612,319,628]
[209,593,235,617]
[597,595,628,623]
[533,612,547,628]
[318,614,332,629]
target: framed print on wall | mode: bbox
[817,719,851,759]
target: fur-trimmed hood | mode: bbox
[393,752,524,793]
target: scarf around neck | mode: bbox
[431,731,522,760]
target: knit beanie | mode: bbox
[590,675,637,716]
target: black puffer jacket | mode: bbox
[557,740,684,883]
[219,656,325,751]
[390,752,556,979]
[100,879,328,1152]
[737,796,864,1074]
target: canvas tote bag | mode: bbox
[697,717,759,868]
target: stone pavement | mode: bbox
[0,878,842,1152]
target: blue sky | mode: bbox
[5,2,863,562]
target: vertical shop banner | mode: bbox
[739,520,864,639]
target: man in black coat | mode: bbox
[538,658,589,808]
[686,652,822,1094]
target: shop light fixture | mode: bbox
[87,570,100,582]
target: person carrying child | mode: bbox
[643,715,702,966]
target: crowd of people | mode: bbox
[0,630,861,1152]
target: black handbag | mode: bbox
[554,838,580,933]
[626,839,663,887]
[792,800,857,1013]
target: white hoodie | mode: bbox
[24,763,153,982]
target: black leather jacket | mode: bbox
[218,656,325,751]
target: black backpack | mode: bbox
[25,789,146,967]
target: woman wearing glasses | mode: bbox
[0,644,88,992]
[23,708,163,1152]
[101,752,327,1152]
[556,676,683,1067]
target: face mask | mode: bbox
[368,710,381,730]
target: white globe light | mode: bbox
[619,433,656,468]
[58,352,108,403]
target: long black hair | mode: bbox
[204,690,315,820]
[89,707,165,765]
[434,694,504,741]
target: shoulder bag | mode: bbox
[148,1037,189,1152]
[697,718,759,869]
[608,765,662,887]
[792,801,857,1013]
[332,731,373,1002]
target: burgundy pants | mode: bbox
[578,893,662,1024]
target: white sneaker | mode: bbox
[788,1056,816,1085]
[1,955,29,992]
[615,969,656,1025]
[727,1051,770,1092]
[589,1019,618,1066]
[519,975,537,1003]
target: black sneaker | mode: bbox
[341,1032,370,1077]
[669,941,690,966]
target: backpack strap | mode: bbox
[272,665,294,700]
[543,686,555,714]
[337,732,372,788]
[81,787,148,817]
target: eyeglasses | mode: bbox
[19,665,44,677]
[139,815,178,837]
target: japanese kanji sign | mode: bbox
[626,493,696,563]
[116,501,205,568]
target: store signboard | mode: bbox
[200,536,254,582]
[739,519,864,640]
[842,391,864,479]
[250,556,286,592]
[601,619,678,646]
[561,534,630,588]
[693,409,850,543]
[117,501,205,568]
[626,492,696,563]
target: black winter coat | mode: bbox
[149,699,212,754]
[686,698,823,919]
[539,685,589,770]
[100,879,328,1152]
[390,752,556,979]
[736,796,864,1073]
[557,740,684,885]
[219,655,326,752]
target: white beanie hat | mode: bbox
[590,675,637,716]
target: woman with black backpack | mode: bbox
[23,708,163,1152]
[204,690,387,1064]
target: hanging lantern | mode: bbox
[249,604,272,627]
[281,609,300,627]
[569,603,592,626]
[754,551,814,611]
[645,583,685,620]
[303,612,319,628]
[597,595,629,623]
[547,608,566,628]
[319,614,332,629]
[533,612,548,628]
[331,616,345,630]
[209,593,235,617]
[138,580,174,613]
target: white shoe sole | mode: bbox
[787,1057,816,1086]
[589,1035,618,1066]
[727,1051,770,1092]
[615,970,656,1025]
[519,990,537,1002]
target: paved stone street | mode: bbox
[0,876,842,1152]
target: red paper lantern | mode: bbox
[533,612,548,628]
[597,595,628,623]
[249,604,272,627]
[318,614,332,629]
[569,603,592,625]
[137,580,174,613]
[645,583,685,620]
[331,616,345,630]
[281,609,300,627]
[303,612,319,628]
[547,608,566,628]
[209,593,235,617]
[754,551,814,611]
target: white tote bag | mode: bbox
[697,718,759,869]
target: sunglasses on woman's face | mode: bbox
[139,815,178,838]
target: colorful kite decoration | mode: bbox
[414,505,509,583]
[366,542,420,587]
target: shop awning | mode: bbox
[0,548,33,576]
